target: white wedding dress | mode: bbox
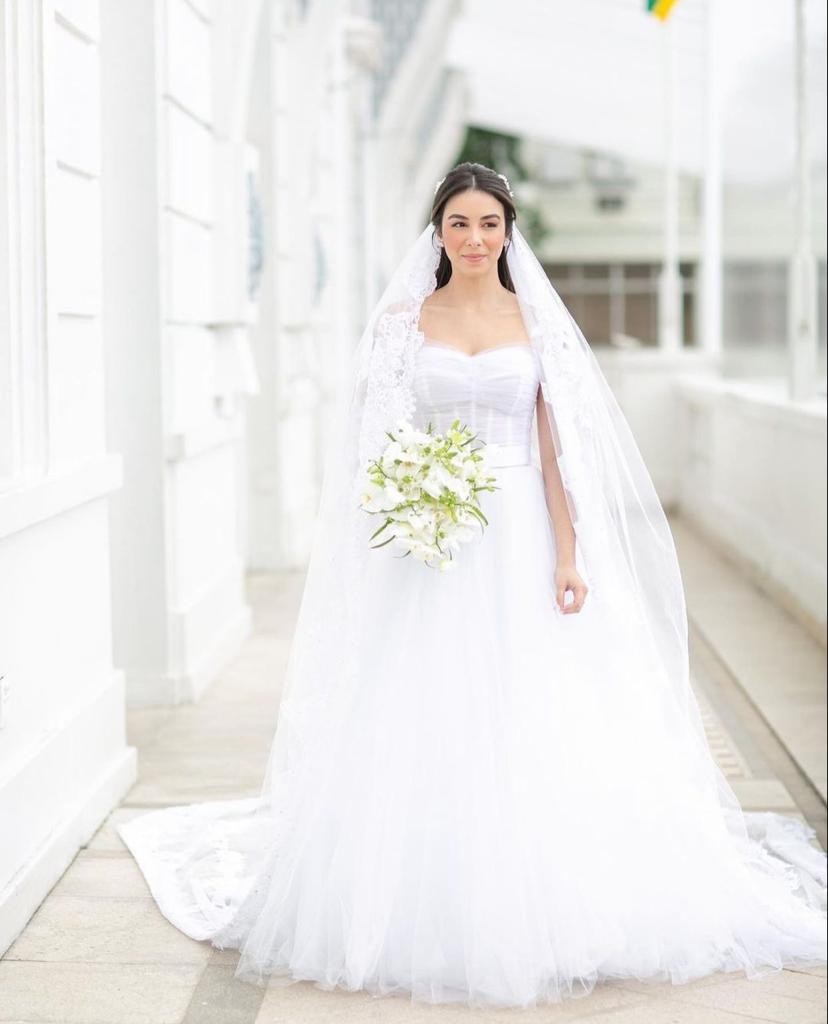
[118,338,827,1009]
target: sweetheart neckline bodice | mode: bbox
[413,335,539,448]
[419,338,534,359]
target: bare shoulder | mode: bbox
[419,291,445,314]
[416,290,447,333]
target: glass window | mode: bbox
[625,293,657,346]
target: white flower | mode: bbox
[359,481,388,513]
[375,481,405,511]
[361,419,498,569]
[394,421,433,448]
[459,456,483,481]
[421,472,446,499]
[445,524,477,549]
[394,449,426,481]
[443,474,471,501]
[379,442,402,474]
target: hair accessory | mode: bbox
[433,170,514,198]
[497,173,515,198]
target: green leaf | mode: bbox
[369,519,392,541]
[370,534,398,549]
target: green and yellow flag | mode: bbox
[647,0,679,20]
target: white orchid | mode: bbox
[394,420,433,448]
[361,419,499,570]
[359,479,405,513]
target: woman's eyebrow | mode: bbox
[447,213,502,220]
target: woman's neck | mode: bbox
[438,272,508,311]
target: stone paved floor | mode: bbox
[1,522,826,1024]
[672,518,828,809]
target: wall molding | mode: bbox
[0,453,122,540]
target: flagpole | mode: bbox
[788,0,818,400]
[700,0,722,356]
[657,13,683,352]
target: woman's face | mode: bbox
[438,189,506,277]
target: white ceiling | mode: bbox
[445,0,827,184]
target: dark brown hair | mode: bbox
[430,162,517,292]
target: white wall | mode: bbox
[677,376,827,641]
[591,351,827,643]
[0,0,134,955]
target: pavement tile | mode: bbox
[83,807,160,852]
[672,973,827,1022]
[736,969,828,1002]
[50,854,151,899]
[125,707,175,751]
[0,960,203,1024]
[730,779,799,811]
[572,1001,792,1023]
[4,897,211,966]
[181,963,266,1024]
[671,519,827,803]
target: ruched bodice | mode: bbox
[413,340,540,450]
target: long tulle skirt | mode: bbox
[118,462,827,1008]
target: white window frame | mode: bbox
[0,0,49,490]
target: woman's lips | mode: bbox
[462,254,485,262]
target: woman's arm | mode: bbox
[536,387,588,614]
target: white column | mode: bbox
[787,0,819,401]
[609,263,624,341]
[100,0,169,699]
[330,14,382,384]
[0,0,49,485]
[329,16,353,397]
[700,0,722,356]
[657,16,683,352]
[349,17,382,320]
[210,0,265,414]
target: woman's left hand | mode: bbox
[554,564,589,615]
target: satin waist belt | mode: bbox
[482,442,531,468]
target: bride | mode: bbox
[118,162,827,1009]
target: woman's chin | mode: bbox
[455,258,492,274]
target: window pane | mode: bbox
[625,293,657,346]
[543,263,569,281]
[683,288,697,347]
[579,294,611,344]
[723,261,787,374]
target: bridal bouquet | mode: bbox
[359,419,499,571]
